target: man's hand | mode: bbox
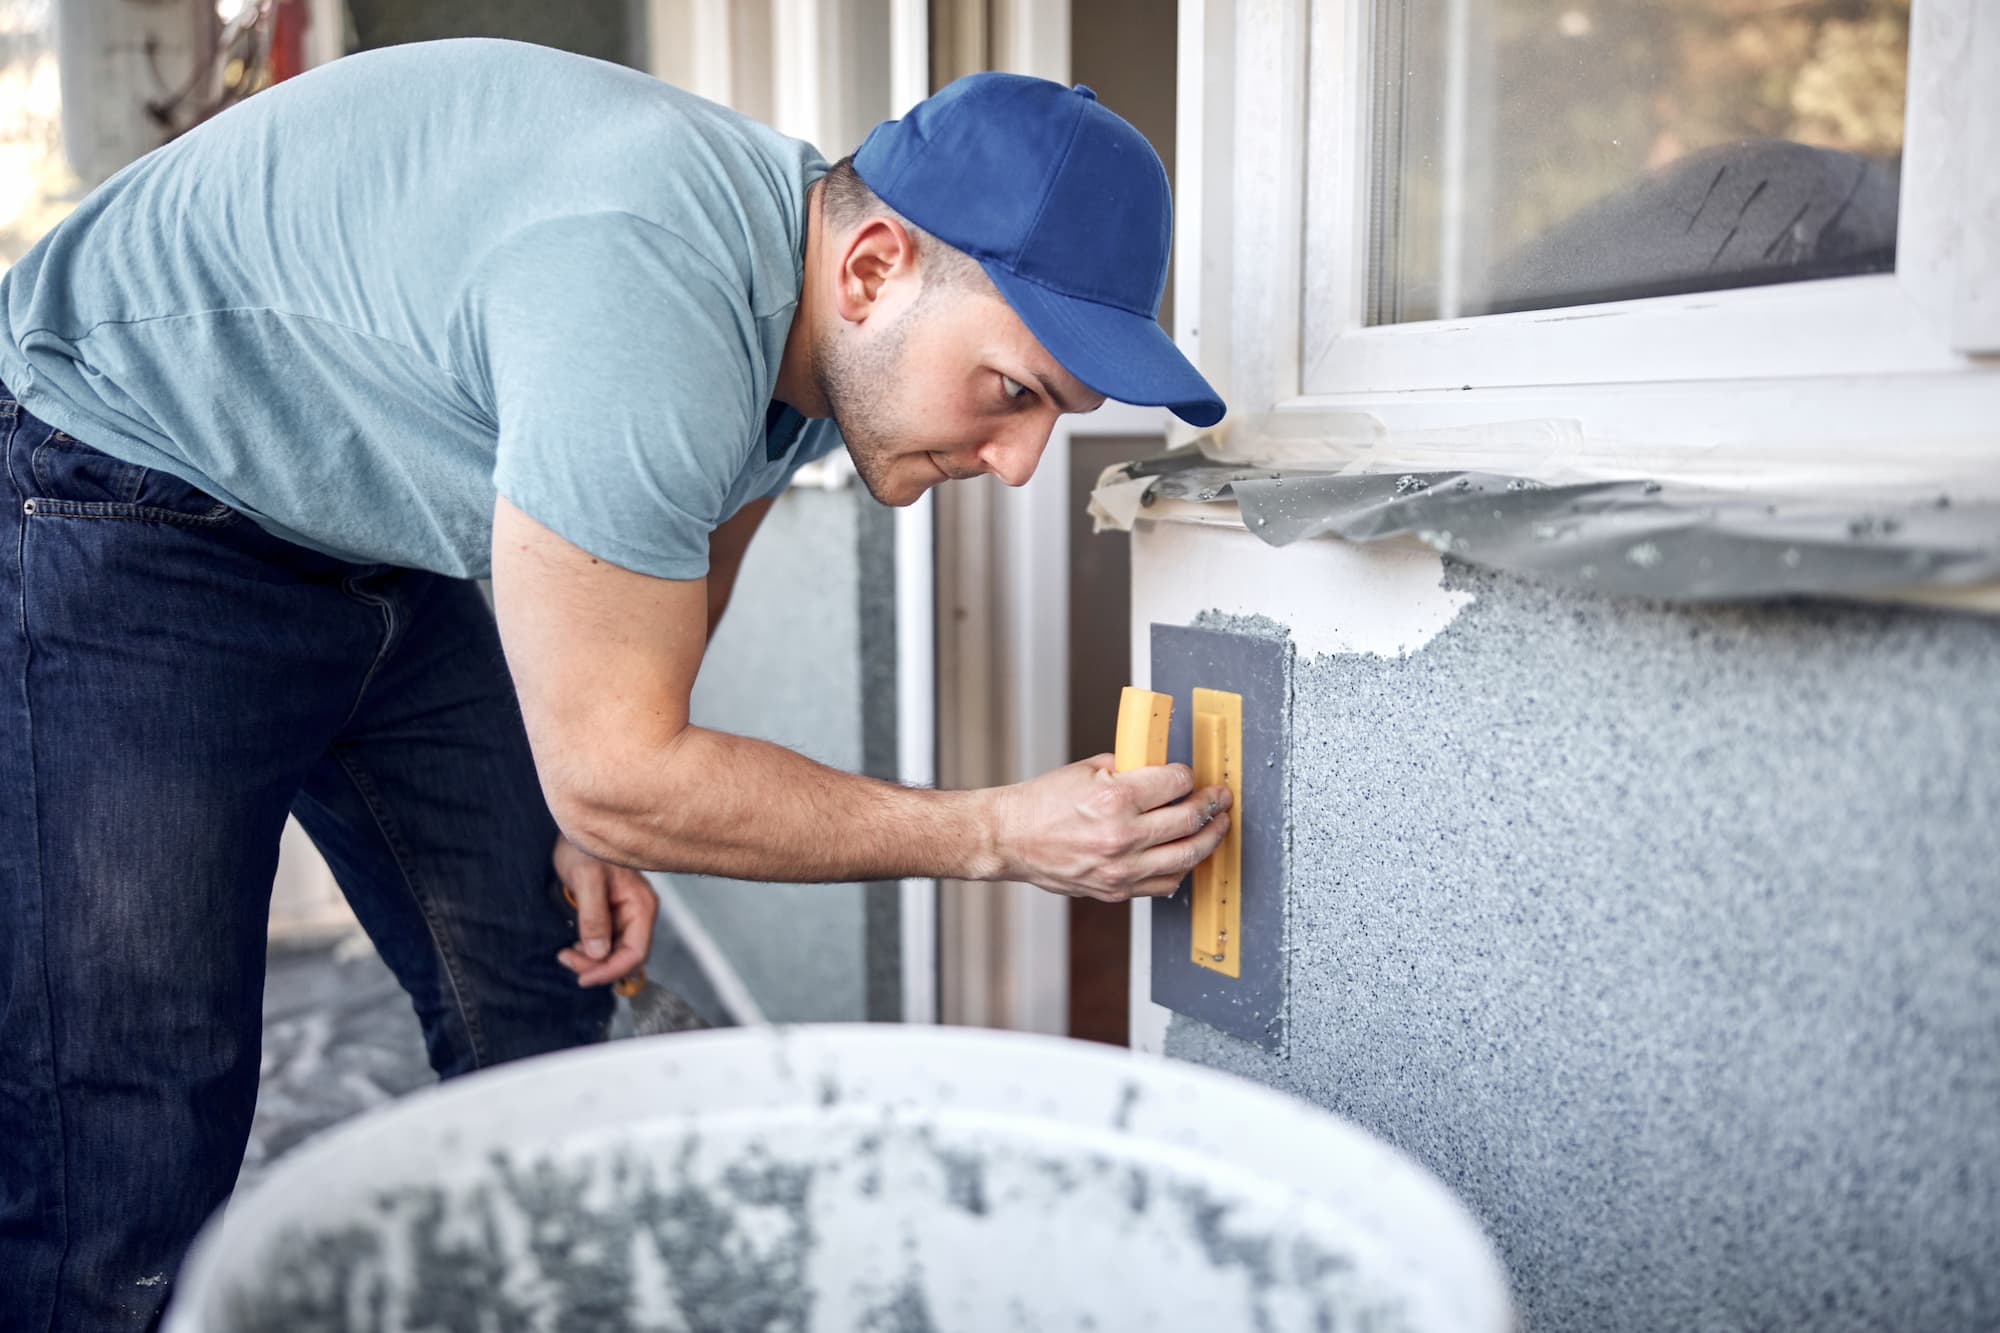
[552,835,659,986]
[990,756,1232,903]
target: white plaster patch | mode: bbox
[1129,517,1474,660]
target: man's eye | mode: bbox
[999,375,1028,400]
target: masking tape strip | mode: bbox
[1091,452,2000,608]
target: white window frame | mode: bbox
[1180,0,2000,485]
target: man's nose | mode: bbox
[976,420,1054,488]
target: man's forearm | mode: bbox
[495,493,1220,899]
[558,725,1004,883]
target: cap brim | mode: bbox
[983,264,1226,428]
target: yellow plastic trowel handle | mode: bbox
[1112,686,1243,978]
[1113,687,1173,772]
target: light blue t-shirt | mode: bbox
[0,38,840,580]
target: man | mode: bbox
[0,38,1229,1329]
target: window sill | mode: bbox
[1093,448,2000,613]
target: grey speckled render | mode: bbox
[1166,562,2000,1331]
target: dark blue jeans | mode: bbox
[0,386,612,1331]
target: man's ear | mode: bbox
[834,216,919,324]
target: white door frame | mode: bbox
[889,0,940,1026]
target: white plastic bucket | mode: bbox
[167,1025,1513,1331]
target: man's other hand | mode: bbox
[553,835,660,986]
[993,757,1232,903]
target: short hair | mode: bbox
[815,156,990,294]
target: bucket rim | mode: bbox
[169,1023,1512,1331]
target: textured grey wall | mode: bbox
[1165,565,2000,1331]
[674,486,894,1024]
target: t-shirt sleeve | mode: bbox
[472,213,762,580]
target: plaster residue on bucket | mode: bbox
[223,1115,1414,1333]
[175,1027,1512,1333]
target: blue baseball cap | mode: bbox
[852,72,1226,428]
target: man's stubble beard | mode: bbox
[816,300,922,506]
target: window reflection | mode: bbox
[1368,0,1910,324]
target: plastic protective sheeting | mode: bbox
[1095,450,2000,604]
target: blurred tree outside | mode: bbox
[1492,0,1908,246]
[0,0,82,270]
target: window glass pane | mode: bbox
[1367,0,1909,325]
